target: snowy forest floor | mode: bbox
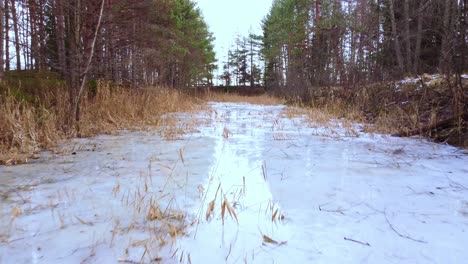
[1,101,468,263]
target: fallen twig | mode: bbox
[447,176,468,191]
[384,213,427,243]
[344,237,370,246]
[318,203,345,215]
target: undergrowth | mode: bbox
[202,91,284,105]
[0,81,199,165]
[286,75,467,147]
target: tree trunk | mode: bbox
[55,0,66,76]
[250,37,254,87]
[28,0,38,70]
[403,0,412,73]
[11,0,20,70]
[413,0,426,74]
[22,6,29,69]
[439,0,452,72]
[38,0,46,70]
[5,0,10,72]
[0,0,4,80]
[68,0,81,130]
[73,0,105,129]
[389,0,405,74]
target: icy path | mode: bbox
[1,102,468,264]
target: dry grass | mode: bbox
[280,98,366,138]
[0,82,200,165]
[202,92,284,105]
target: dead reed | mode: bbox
[0,82,200,165]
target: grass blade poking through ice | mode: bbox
[223,195,238,224]
[206,200,215,221]
[205,183,221,222]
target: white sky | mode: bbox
[193,0,273,79]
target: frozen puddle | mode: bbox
[1,102,468,263]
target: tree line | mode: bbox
[261,0,467,98]
[0,0,216,123]
[219,33,263,87]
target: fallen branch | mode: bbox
[344,237,371,247]
[384,213,427,244]
[318,204,345,215]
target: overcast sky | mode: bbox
[193,0,273,77]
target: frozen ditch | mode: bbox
[1,102,468,263]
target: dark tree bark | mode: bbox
[413,0,427,74]
[389,0,405,74]
[55,0,66,75]
[403,0,412,73]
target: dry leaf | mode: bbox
[263,235,278,244]
[11,206,21,218]
[147,205,162,221]
[168,223,177,238]
[272,209,278,222]
[224,196,238,224]
[206,200,215,221]
[262,234,287,246]
[221,201,226,225]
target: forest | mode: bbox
[0,0,216,86]
[1,1,468,263]
[219,0,467,94]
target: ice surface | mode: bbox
[1,102,467,264]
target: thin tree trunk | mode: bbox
[461,0,467,71]
[68,0,81,129]
[38,0,45,70]
[403,0,412,73]
[0,0,4,80]
[55,0,66,75]
[439,0,452,71]
[28,0,38,70]
[11,0,20,70]
[250,37,254,86]
[389,0,405,74]
[5,0,10,71]
[22,6,28,69]
[413,0,425,74]
[74,0,105,127]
